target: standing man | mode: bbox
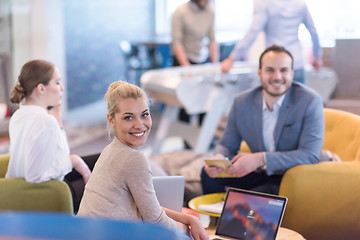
[171,0,219,66]
[221,0,321,83]
[201,45,324,195]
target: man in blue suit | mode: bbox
[201,45,324,195]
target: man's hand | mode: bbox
[226,152,265,177]
[312,57,321,71]
[173,45,191,66]
[204,164,224,178]
[221,57,235,73]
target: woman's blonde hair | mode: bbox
[105,81,148,118]
[10,60,55,104]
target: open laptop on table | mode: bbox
[152,176,185,212]
[209,188,287,240]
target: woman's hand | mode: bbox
[163,208,209,240]
[186,215,209,240]
[70,155,91,184]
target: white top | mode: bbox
[262,95,285,152]
[230,0,321,70]
[6,105,72,183]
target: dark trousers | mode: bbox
[201,167,283,195]
[172,56,206,129]
[172,56,206,67]
[64,153,100,213]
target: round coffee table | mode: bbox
[188,192,224,218]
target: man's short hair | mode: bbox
[191,0,202,6]
[258,45,294,69]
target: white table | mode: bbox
[140,62,259,155]
[141,63,339,156]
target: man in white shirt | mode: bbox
[221,0,321,84]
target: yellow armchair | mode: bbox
[279,108,360,240]
[0,153,10,178]
[0,154,73,214]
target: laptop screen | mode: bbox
[215,188,287,240]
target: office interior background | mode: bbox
[0,0,359,111]
[0,1,360,238]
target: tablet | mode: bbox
[204,159,236,178]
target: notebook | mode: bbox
[209,188,287,240]
[152,176,185,212]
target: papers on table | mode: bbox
[198,201,224,214]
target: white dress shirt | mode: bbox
[230,0,321,70]
[262,95,285,170]
[262,95,285,152]
[6,105,72,183]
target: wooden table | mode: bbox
[206,226,305,239]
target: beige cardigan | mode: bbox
[77,137,178,231]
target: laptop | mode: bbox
[152,176,185,212]
[209,188,287,240]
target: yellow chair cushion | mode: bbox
[239,141,251,153]
[0,177,73,213]
[0,153,73,214]
[0,153,10,178]
[323,108,360,162]
[279,161,360,239]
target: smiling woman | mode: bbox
[105,82,152,149]
[77,81,209,240]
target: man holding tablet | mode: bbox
[201,45,324,195]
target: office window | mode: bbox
[214,0,252,33]
[305,0,360,47]
[156,0,360,47]
[155,0,188,36]
[155,0,251,39]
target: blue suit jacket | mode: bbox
[215,82,324,175]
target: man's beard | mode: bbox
[262,82,291,97]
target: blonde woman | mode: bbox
[78,81,208,240]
